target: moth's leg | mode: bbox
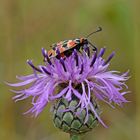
[88,41,97,52]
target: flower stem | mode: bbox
[70,134,80,140]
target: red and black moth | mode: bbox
[48,27,102,59]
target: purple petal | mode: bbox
[50,87,69,100]
[89,102,108,128]
[6,78,36,87]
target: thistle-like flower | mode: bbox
[8,47,129,136]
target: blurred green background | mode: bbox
[0,0,139,140]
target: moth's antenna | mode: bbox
[86,27,102,38]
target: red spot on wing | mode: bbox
[68,41,76,48]
[59,47,65,53]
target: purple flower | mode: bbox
[8,48,129,127]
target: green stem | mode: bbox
[70,134,80,140]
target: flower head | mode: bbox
[8,47,129,127]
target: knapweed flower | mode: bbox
[8,47,129,134]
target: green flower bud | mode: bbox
[52,96,99,135]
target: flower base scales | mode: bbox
[52,96,99,135]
